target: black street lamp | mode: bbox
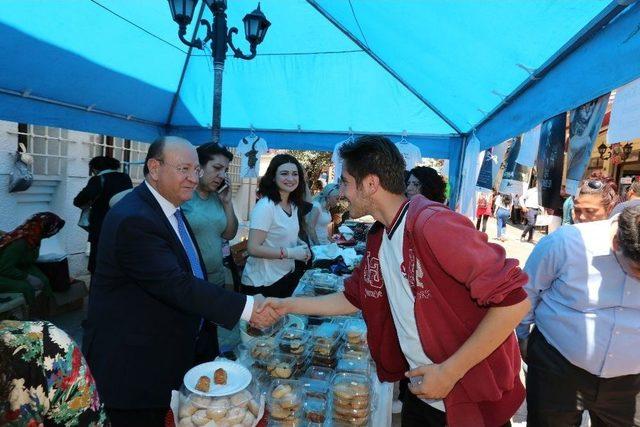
[168,0,270,143]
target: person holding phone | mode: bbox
[182,142,239,363]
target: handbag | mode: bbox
[8,143,33,193]
[78,207,91,232]
[77,174,105,232]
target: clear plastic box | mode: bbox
[267,379,302,424]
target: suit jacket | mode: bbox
[73,171,133,243]
[82,183,247,409]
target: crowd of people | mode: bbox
[1,134,639,427]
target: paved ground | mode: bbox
[49,217,590,426]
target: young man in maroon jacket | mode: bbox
[259,135,530,427]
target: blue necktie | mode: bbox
[174,209,204,280]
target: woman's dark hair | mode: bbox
[89,156,120,174]
[339,135,406,195]
[501,194,512,206]
[578,176,620,213]
[408,166,446,203]
[196,142,233,167]
[258,154,307,208]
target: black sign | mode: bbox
[536,113,566,210]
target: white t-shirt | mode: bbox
[312,200,332,244]
[395,141,422,170]
[241,198,299,287]
[379,202,445,412]
[236,136,268,178]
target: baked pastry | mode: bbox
[247,398,260,417]
[206,397,230,420]
[273,363,293,379]
[230,390,251,408]
[271,383,292,399]
[191,409,209,426]
[195,375,211,393]
[213,368,227,385]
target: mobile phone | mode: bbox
[217,182,229,194]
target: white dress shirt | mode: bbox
[518,218,640,378]
[145,181,254,321]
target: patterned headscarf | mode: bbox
[0,212,65,250]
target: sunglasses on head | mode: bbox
[587,180,604,190]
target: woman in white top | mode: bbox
[307,183,339,245]
[241,154,311,298]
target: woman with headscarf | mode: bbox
[307,183,340,245]
[0,212,65,305]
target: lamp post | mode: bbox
[168,0,270,143]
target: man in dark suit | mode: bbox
[82,136,278,427]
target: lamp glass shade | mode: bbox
[597,143,607,157]
[168,0,199,26]
[243,3,270,44]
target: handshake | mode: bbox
[248,295,292,329]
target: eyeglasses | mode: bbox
[158,160,204,178]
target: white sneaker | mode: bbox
[392,399,403,414]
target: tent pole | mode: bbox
[165,2,207,132]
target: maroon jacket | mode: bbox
[343,196,527,427]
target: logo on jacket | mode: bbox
[405,248,425,289]
[363,251,382,290]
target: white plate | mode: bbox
[184,360,252,397]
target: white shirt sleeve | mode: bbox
[250,199,274,232]
[240,296,255,321]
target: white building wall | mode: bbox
[0,120,141,277]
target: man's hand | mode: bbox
[256,297,291,318]
[518,337,528,361]
[249,294,282,328]
[405,363,461,400]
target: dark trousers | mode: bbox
[88,239,98,274]
[476,215,489,232]
[526,327,640,427]
[521,209,538,241]
[240,271,299,298]
[401,391,511,427]
[106,407,167,427]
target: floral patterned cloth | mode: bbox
[0,320,107,426]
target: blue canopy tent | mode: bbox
[0,0,639,203]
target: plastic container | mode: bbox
[276,327,310,355]
[266,353,297,379]
[331,373,372,426]
[303,396,328,425]
[311,322,343,363]
[240,317,284,343]
[302,366,335,382]
[340,342,370,360]
[343,319,367,348]
[248,338,276,370]
[336,357,370,376]
[177,381,261,427]
[300,377,330,402]
[313,273,340,295]
[267,379,302,424]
